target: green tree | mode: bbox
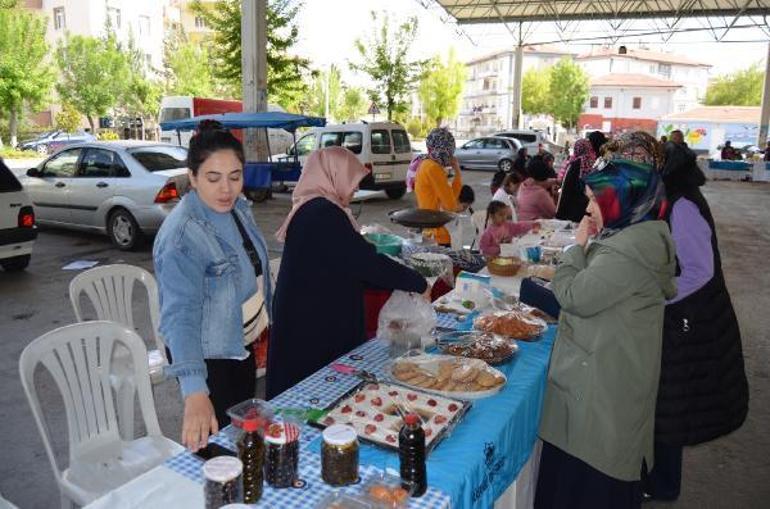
[547,57,589,129]
[418,49,466,127]
[190,0,310,108]
[704,64,764,106]
[56,34,130,132]
[350,12,425,121]
[120,37,163,138]
[165,42,215,97]
[55,103,81,133]
[338,87,367,122]
[522,67,552,116]
[0,8,54,146]
[307,65,343,120]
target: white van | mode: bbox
[288,122,413,199]
[493,129,550,154]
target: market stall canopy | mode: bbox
[433,0,770,24]
[160,111,326,133]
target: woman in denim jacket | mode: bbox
[154,121,271,451]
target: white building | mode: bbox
[578,74,681,135]
[454,44,574,138]
[576,46,711,113]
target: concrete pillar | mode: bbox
[757,41,770,148]
[512,42,524,130]
[241,0,268,160]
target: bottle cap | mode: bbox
[202,456,243,483]
[323,424,358,446]
[404,413,420,426]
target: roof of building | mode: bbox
[576,46,711,67]
[590,73,682,88]
[466,44,575,65]
[661,106,761,123]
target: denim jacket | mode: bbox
[153,190,272,397]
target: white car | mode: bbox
[493,129,550,154]
[0,158,36,271]
[287,122,413,199]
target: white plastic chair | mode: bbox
[470,210,488,249]
[19,321,183,508]
[69,264,167,440]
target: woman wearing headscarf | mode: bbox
[642,142,748,501]
[512,147,529,178]
[535,133,677,509]
[267,147,427,398]
[414,128,464,246]
[587,130,608,159]
[555,138,597,222]
[516,156,557,221]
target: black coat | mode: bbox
[266,198,427,399]
[555,159,588,223]
[655,187,749,446]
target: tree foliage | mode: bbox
[704,64,764,106]
[190,0,310,108]
[521,67,552,116]
[338,87,367,122]
[547,57,589,129]
[56,34,130,131]
[0,8,54,145]
[350,12,425,121]
[165,41,216,97]
[55,103,81,133]
[306,65,343,120]
[418,49,466,127]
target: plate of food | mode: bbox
[310,381,470,453]
[436,331,518,365]
[474,310,548,340]
[389,354,507,400]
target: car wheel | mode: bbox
[385,185,407,200]
[245,188,270,202]
[499,159,513,172]
[36,145,48,155]
[108,208,143,250]
[0,254,31,271]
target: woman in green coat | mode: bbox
[535,132,677,509]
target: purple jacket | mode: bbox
[668,198,714,304]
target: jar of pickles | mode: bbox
[203,456,243,509]
[321,424,359,486]
[264,420,300,488]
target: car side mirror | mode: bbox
[287,146,295,156]
[26,168,39,177]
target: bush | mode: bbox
[406,117,431,139]
[0,147,41,159]
[97,130,120,141]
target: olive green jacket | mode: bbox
[539,220,677,481]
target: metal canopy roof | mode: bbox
[434,1,770,24]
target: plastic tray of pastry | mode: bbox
[308,380,471,455]
[388,353,507,400]
[436,331,518,365]
[314,492,376,509]
[473,310,548,340]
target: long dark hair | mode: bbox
[187,119,245,175]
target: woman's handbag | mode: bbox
[231,211,269,346]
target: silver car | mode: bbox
[22,141,189,250]
[454,136,522,172]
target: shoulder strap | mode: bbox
[231,210,263,277]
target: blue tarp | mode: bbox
[159,111,326,132]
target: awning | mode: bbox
[160,111,326,132]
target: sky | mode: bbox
[292,0,769,84]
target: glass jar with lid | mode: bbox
[321,424,359,486]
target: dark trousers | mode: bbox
[535,441,642,509]
[642,442,683,501]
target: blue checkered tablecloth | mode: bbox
[435,311,477,331]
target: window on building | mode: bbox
[139,16,150,37]
[589,96,598,108]
[604,97,613,109]
[632,97,642,109]
[53,7,65,30]
[658,63,672,78]
[194,15,207,28]
[107,7,121,29]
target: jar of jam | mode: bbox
[264,420,300,488]
[321,424,359,486]
[203,456,243,509]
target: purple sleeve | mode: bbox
[668,198,714,304]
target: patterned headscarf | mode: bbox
[558,138,597,180]
[583,159,668,234]
[603,131,663,169]
[425,128,456,167]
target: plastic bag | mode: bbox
[360,223,394,235]
[377,290,437,357]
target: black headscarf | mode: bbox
[587,131,608,157]
[661,141,705,198]
[527,155,552,182]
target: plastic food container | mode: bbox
[364,233,404,256]
[314,492,374,509]
[226,399,274,435]
[203,456,244,509]
[362,472,413,508]
[321,424,359,486]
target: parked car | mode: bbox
[455,136,522,172]
[21,141,189,250]
[286,122,413,199]
[18,130,97,155]
[493,129,549,154]
[0,158,36,271]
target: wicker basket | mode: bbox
[487,257,522,277]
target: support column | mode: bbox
[757,41,770,148]
[512,40,524,130]
[242,0,268,160]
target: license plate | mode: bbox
[374,172,392,181]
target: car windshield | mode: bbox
[0,160,22,192]
[160,107,192,123]
[128,146,188,171]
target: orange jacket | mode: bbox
[414,158,462,245]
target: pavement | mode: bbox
[0,172,768,508]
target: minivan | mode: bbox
[493,129,550,154]
[288,122,413,199]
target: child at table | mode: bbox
[480,200,538,258]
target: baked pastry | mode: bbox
[474,311,545,340]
